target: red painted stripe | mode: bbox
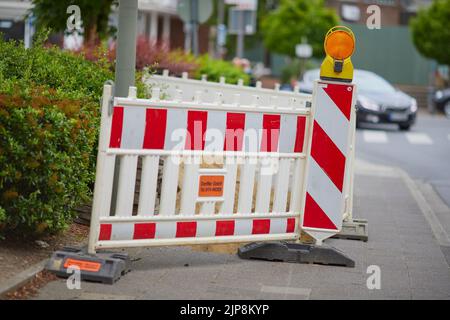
[252,219,271,234]
[215,220,235,236]
[323,83,353,120]
[109,107,124,148]
[98,224,112,241]
[176,221,197,237]
[260,114,280,152]
[286,218,296,233]
[133,223,156,239]
[293,116,306,153]
[185,110,208,150]
[311,120,346,192]
[142,108,167,149]
[224,112,246,151]
[303,193,338,230]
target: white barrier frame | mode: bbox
[88,73,357,254]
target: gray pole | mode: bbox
[111,0,138,216]
[191,0,199,56]
[216,0,225,59]
[184,22,192,53]
[114,0,138,97]
[236,9,244,58]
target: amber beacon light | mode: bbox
[320,26,355,82]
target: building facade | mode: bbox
[325,0,433,26]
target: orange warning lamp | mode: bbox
[320,26,355,82]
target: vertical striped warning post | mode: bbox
[301,80,356,244]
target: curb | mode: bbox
[0,259,48,298]
[355,158,450,247]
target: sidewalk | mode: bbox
[33,159,450,300]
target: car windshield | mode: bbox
[303,70,397,93]
[354,71,396,93]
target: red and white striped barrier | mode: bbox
[301,81,356,244]
[108,106,307,154]
[87,74,356,254]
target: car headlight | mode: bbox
[358,95,380,112]
[410,98,417,112]
[435,90,443,100]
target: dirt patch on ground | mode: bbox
[0,223,89,290]
[3,270,58,300]
[189,243,246,254]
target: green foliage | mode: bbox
[0,206,5,224]
[32,0,116,44]
[280,58,319,83]
[0,36,112,236]
[0,33,113,101]
[194,55,250,84]
[410,0,450,66]
[261,0,339,58]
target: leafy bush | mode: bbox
[108,36,199,76]
[107,37,249,84]
[0,36,112,101]
[193,55,250,85]
[0,35,112,235]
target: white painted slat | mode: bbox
[273,158,291,212]
[179,156,200,215]
[255,159,274,213]
[95,154,116,218]
[237,157,257,214]
[159,155,181,215]
[219,156,238,214]
[200,201,215,215]
[290,158,304,213]
[137,155,160,216]
[115,155,138,216]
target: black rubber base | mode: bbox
[45,247,131,284]
[332,219,369,242]
[238,241,355,267]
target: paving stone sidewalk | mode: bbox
[34,160,450,300]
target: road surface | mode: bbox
[356,112,450,207]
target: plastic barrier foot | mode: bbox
[45,247,131,285]
[332,219,368,242]
[238,241,355,267]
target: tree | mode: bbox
[32,0,116,45]
[410,0,450,66]
[261,0,338,58]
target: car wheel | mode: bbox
[399,123,411,131]
[444,101,450,118]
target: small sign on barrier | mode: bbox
[199,175,225,197]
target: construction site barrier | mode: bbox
[80,70,358,252]
[45,26,369,284]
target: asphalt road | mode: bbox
[355,112,450,207]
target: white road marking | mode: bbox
[447,133,450,141]
[405,132,433,145]
[260,285,311,299]
[362,130,388,143]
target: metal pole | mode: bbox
[111,0,138,216]
[184,22,192,53]
[115,0,138,97]
[236,9,244,58]
[216,0,225,59]
[191,0,199,56]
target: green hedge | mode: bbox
[193,55,250,85]
[0,36,250,236]
[0,36,112,235]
